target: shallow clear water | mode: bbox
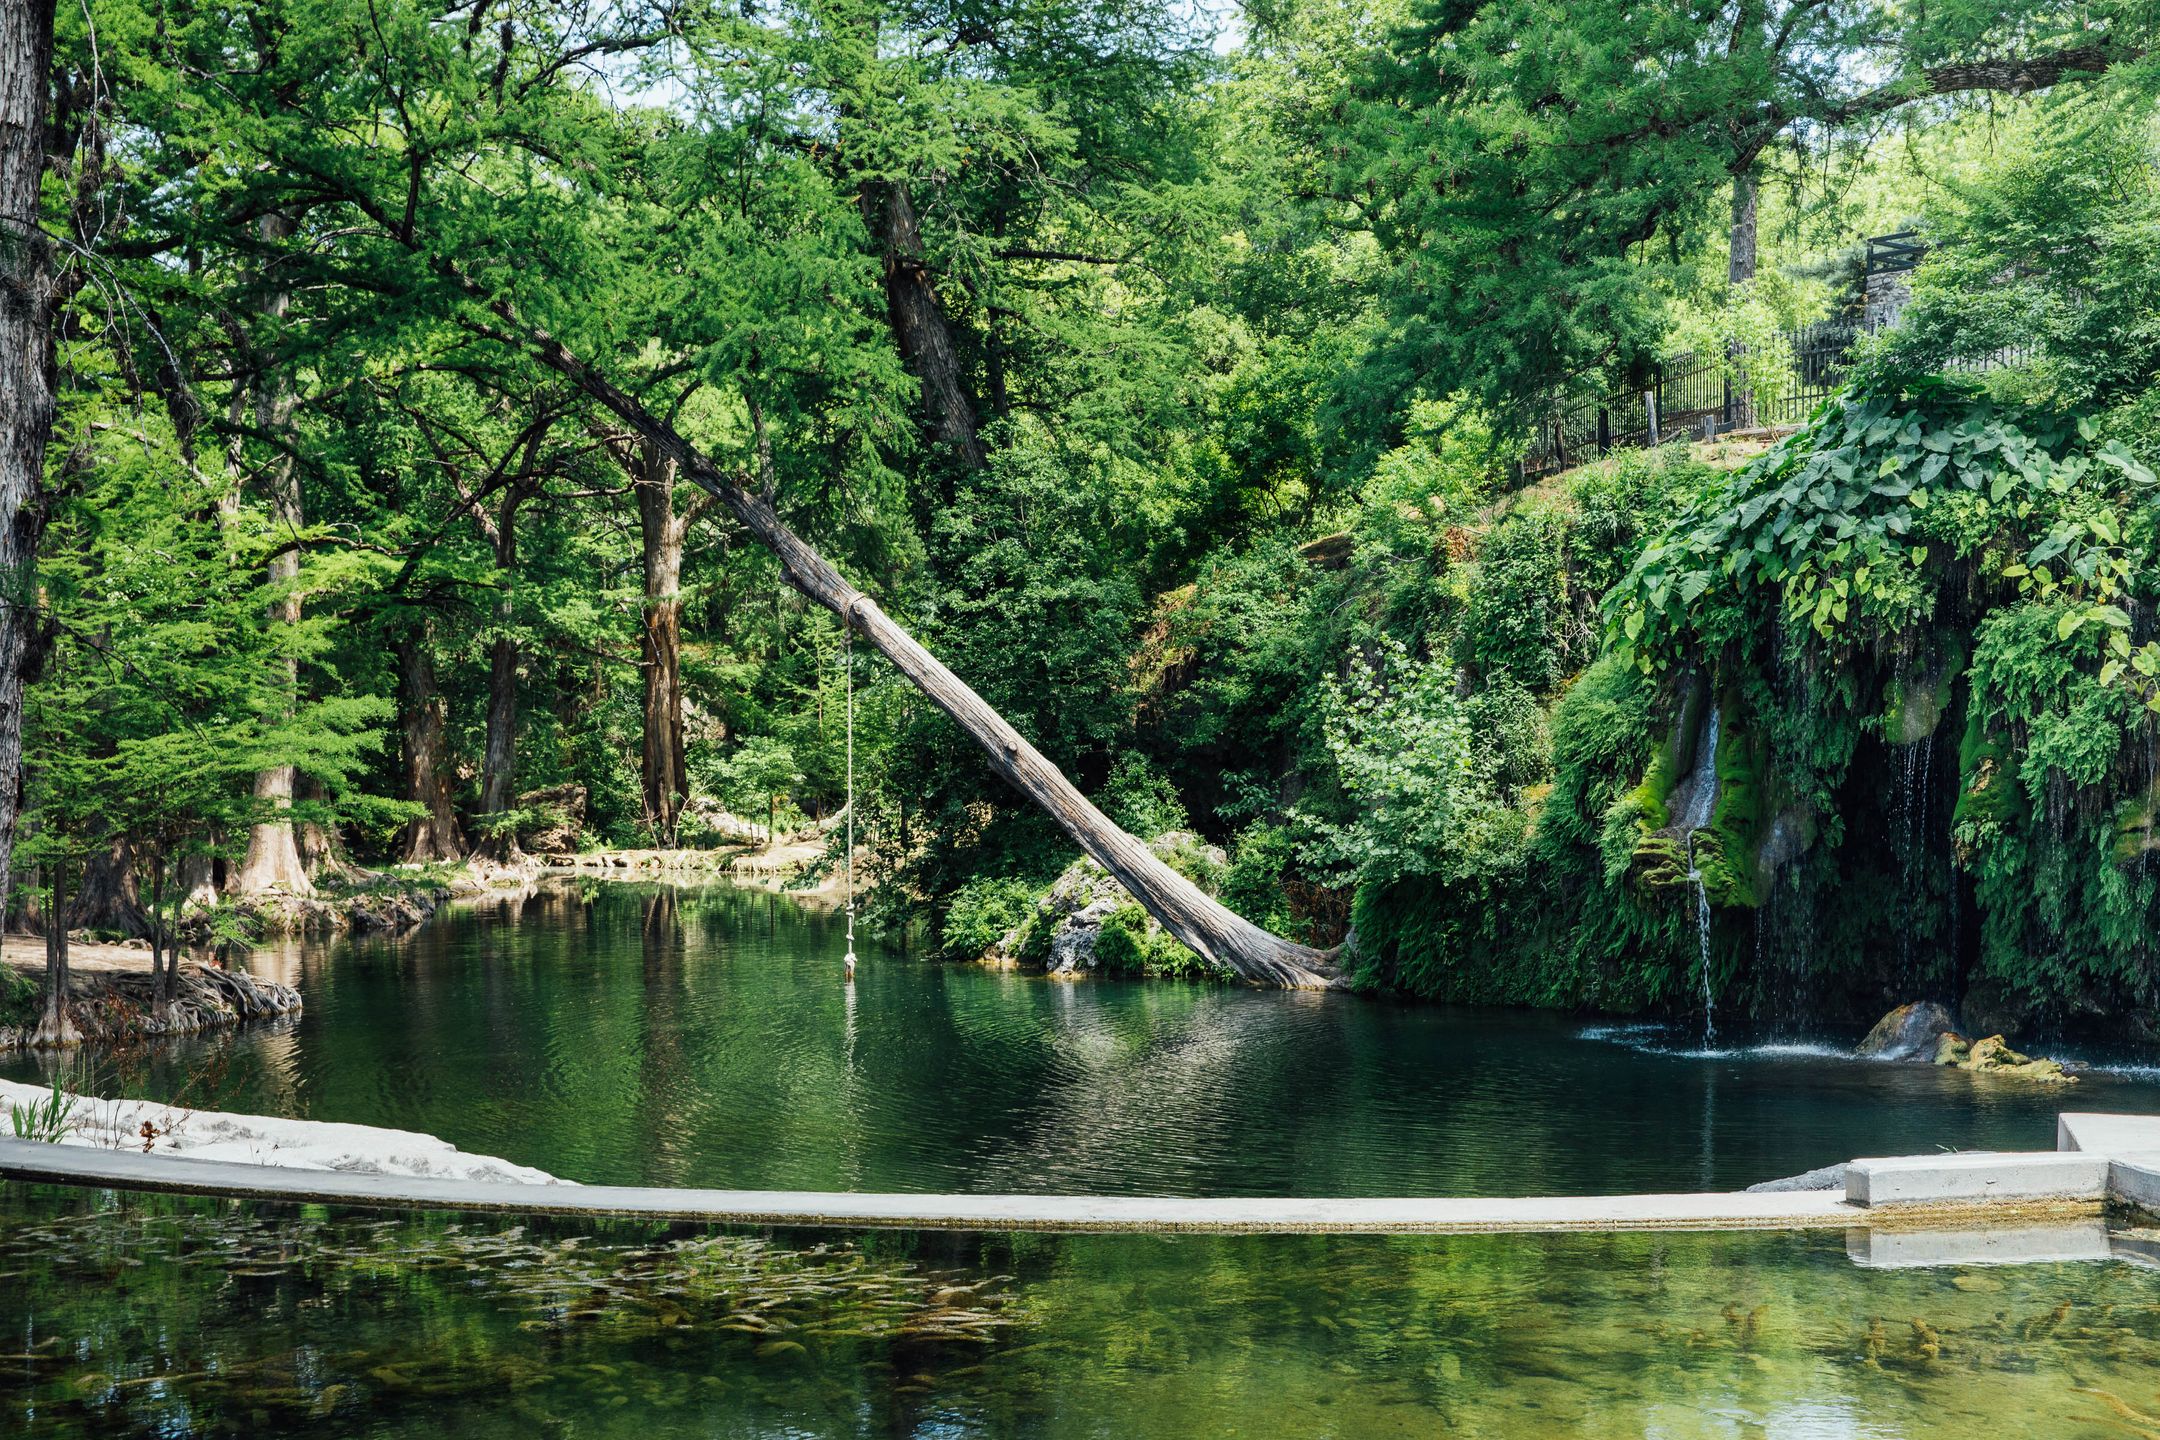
[5,1184,2160,1439]
[7,879,2160,1195]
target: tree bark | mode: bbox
[471,307,1338,988]
[0,0,58,936]
[1727,169,1757,288]
[68,835,147,936]
[630,440,695,845]
[478,505,522,860]
[297,773,356,880]
[32,858,76,1046]
[233,210,314,897]
[148,855,169,1019]
[1726,166,1758,427]
[396,623,466,862]
[870,183,988,472]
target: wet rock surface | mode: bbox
[1857,1001,1961,1061]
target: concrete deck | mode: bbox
[2058,1111,2160,1154]
[15,1111,2160,1237]
[0,1139,1872,1234]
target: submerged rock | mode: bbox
[1932,1032,2078,1084]
[1745,1163,1847,1193]
[1857,1001,1961,1061]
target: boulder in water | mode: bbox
[1857,1001,1960,1061]
[1933,1032,2078,1084]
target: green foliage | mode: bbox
[1611,375,2156,669]
[1323,0,2149,427]
[1887,108,2160,415]
[939,878,1041,962]
[1093,903,1225,979]
[1219,822,1305,938]
[1297,635,1520,893]
[8,1076,75,1144]
[0,967,38,1032]
[708,737,804,831]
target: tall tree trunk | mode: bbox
[297,773,355,880]
[0,0,58,934]
[1726,168,1760,428]
[32,858,75,1047]
[149,855,169,1019]
[396,623,465,862]
[870,183,988,472]
[632,441,692,846]
[478,511,521,860]
[1727,169,1758,287]
[234,209,314,896]
[478,307,1338,988]
[68,835,147,936]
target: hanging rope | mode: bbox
[843,608,857,981]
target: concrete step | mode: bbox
[1845,1151,2109,1207]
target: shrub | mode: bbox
[0,966,38,1030]
[1093,904,1224,979]
[939,877,1042,961]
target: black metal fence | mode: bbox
[1510,230,2056,481]
[1520,319,1873,480]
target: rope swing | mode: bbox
[842,608,857,983]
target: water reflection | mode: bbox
[8,879,2160,1197]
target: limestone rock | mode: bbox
[1857,1001,1961,1062]
[1932,1031,2078,1084]
[1046,897,1121,976]
[516,783,588,855]
[988,832,1228,977]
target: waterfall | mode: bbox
[1678,704,1720,1048]
[1896,738,1924,992]
[1676,707,1720,834]
[1687,831,1716,1048]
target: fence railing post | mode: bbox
[1597,406,1610,456]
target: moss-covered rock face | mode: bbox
[1932,1032,2078,1084]
[1881,639,1966,747]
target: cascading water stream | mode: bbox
[1677,706,1720,1049]
[1687,831,1715,1049]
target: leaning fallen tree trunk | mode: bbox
[465,306,1337,989]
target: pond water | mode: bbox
[6,1183,2160,1439]
[8,879,2160,1195]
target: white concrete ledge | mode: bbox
[1846,1151,2109,1207]
[0,1139,1867,1234]
[2058,1112,2160,1155]
[2102,1154,2160,1216]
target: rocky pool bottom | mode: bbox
[5,1184,2160,1439]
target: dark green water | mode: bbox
[6,1183,2160,1438]
[12,881,2160,1437]
[7,879,2159,1195]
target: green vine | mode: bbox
[1608,374,2158,700]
